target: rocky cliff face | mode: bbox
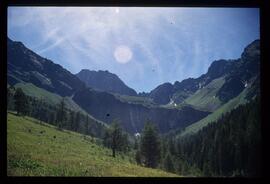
[76,69,137,96]
[72,88,210,133]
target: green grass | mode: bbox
[14,82,62,105]
[184,77,225,112]
[179,85,249,137]
[7,112,179,177]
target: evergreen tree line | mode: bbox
[7,87,106,138]
[134,121,202,176]
[163,97,261,176]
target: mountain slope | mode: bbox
[76,69,137,96]
[7,38,85,97]
[184,77,225,112]
[179,75,260,136]
[12,82,105,125]
[176,97,261,176]
[7,112,179,177]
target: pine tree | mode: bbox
[110,120,123,157]
[140,121,161,168]
[85,115,89,135]
[120,132,129,153]
[163,151,175,173]
[135,149,142,165]
[102,120,124,157]
[75,111,81,132]
[56,98,66,129]
[134,138,139,150]
[14,88,28,116]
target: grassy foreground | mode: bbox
[7,112,179,177]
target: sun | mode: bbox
[114,45,133,64]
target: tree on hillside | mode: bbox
[103,120,125,157]
[140,121,161,168]
[110,121,123,157]
[84,115,90,135]
[135,149,142,165]
[163,151,175,173]
[75,111,81,132]
[14,88,29,116]
[69,111,75,130]
[134,138,139,150]
[56,98,66,129]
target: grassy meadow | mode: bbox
[7,112,179,177]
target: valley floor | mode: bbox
[7,112,179,177]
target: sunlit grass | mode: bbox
[7,112,179,177]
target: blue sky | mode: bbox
[8,7,260,93]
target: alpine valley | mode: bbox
[7,37,261,177]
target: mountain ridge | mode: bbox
[76,69,137,96]
[7,37,260,135]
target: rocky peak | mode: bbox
[76,69,137,96]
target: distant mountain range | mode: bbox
[145,40,260,108]
[7,37,260,134]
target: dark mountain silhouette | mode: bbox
[7,38,85,97]
[72,88,210,133]
[76,69,137,96]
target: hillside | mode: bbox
[7,112,179,177]
[179,75,260,136]
[7,38,85,97]
[174,97,261,176]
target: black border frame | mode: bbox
[1,0,269,183]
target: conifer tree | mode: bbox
[103,120,124,157]
[110,121,123,157]
[14,88,28,116]
[56,98,66,129]
[163,151,175,173]
[140,121,161,168]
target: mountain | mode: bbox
[177,40,260,136]
[7,38,85,97]
[7,37,209,134]
[76,69,137,96]
[148,83,174,104]
[146,59,236,105]
[146,40,260,111]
